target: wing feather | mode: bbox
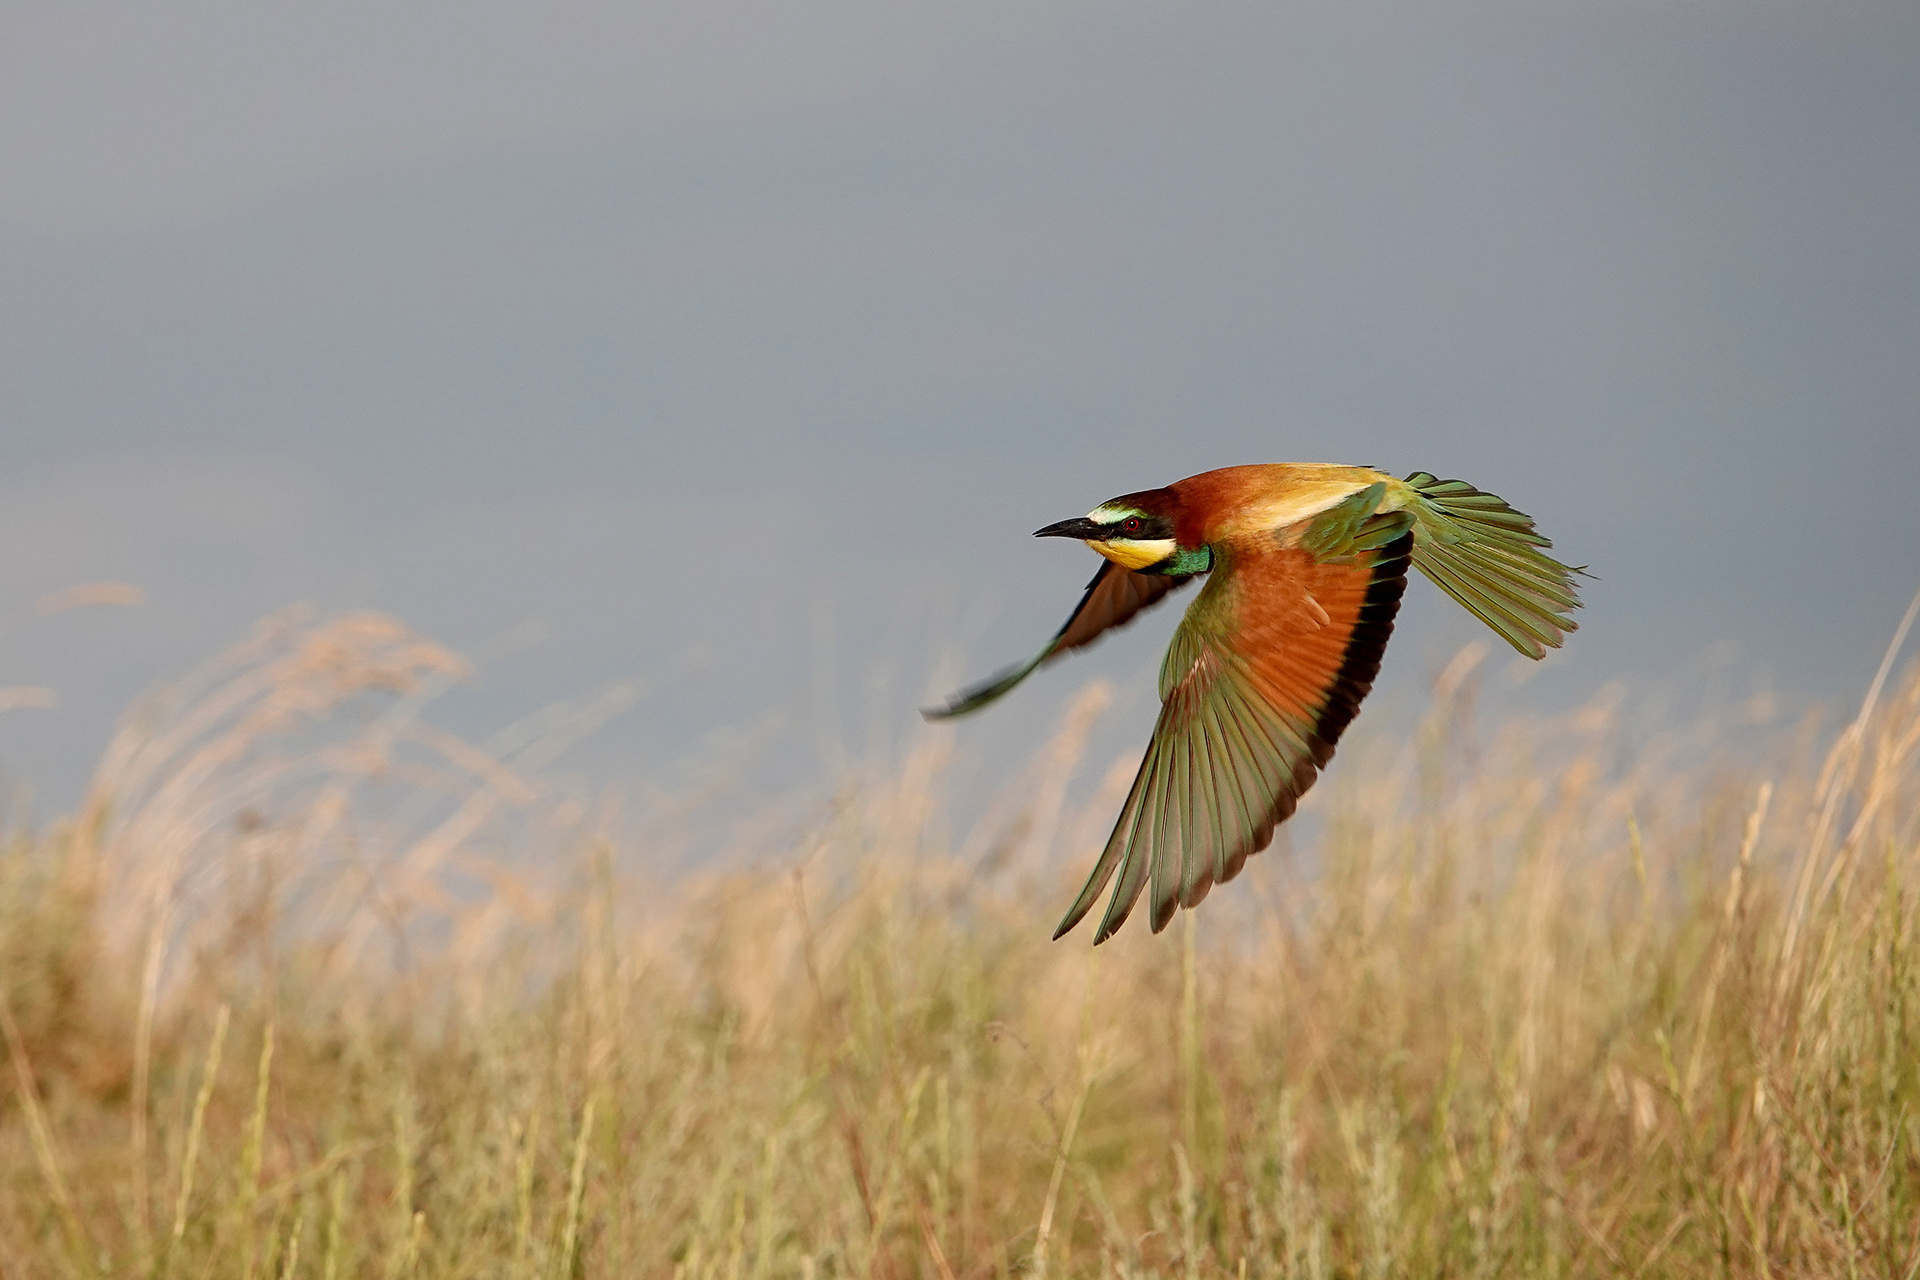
[1179,697,1217,908]
[1191,700,1231,903]
[1210,688,1273,885]
[924,561,1196,719]
[1095,749,1161,939]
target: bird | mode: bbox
[924,464,1585,944]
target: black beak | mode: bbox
[1033,517,1105,540]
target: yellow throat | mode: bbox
[1090,537,1176,572]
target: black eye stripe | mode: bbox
[1105,514,1171,539]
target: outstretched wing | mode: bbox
[1056,516,1413,942]
[923,561,1198,720]
[1399,471,1585,659]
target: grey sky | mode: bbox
[2,0,1916,812]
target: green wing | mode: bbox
[1055,519,1413,943]
[1398,472,1586,659]
[923,561,1198,720]
[1052,630,1318,943]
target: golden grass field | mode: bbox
[2,605,1918,1278]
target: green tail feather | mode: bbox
[1402,472,1586,659]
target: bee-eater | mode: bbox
[925,465,1585,944]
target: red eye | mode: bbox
[1121,517,1143,535]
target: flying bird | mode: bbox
[925,464,1585,943]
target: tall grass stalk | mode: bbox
[237,1023,275,1280]
[160,1002,229,1280]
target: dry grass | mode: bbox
[2,603,1919,1278]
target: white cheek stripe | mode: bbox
[1088,503,1143,523]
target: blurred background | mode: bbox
[2,0,1915,815]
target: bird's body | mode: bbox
[927,464,1585,943]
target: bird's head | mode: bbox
[1034,489,1210,575]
